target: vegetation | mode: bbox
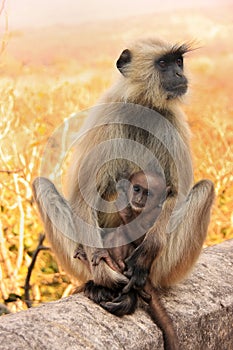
[0,6,232,312]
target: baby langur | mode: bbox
[93,170,169,272]
[74,170,168,273]
[74,171,179,350]
[98,171,178,350]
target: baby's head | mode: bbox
[128,170,168,213]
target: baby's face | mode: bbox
[128,172,167,213]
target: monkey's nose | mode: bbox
[133,200,144,208]
[175,72,183,78]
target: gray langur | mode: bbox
[33,37,215,325]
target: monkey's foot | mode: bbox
[83,280,119,304]
[73,245,87,260]
[92,249,120,272]
[100,289,138,316]
[100,288,151,316]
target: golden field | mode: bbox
[0,6,232,311]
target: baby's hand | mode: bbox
[92,248,121,272]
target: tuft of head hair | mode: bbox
[169,41,196,56]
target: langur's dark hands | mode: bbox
[122,245,151,293]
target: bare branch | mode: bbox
[0,0,6,17]
[0,261,8,300]
[0,219,13,278]
[13,174,25,277]
[24,234,50,308]
[62,283,74,298]
[0,169,24,174]
[0,0,8,56]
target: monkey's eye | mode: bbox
[133,185,141,193]
[158,60,167,69]
[176,57,183,67]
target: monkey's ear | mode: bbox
[116,49,132,76]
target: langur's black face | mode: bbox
[116,41,191,102]
[155,51,188,99]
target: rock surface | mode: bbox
[0,240,232,350]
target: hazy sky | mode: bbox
[6,0,225,29]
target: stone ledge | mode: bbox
[0,240,232,350]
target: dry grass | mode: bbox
[0,7,232,311]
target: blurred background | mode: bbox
[0,0,232,312]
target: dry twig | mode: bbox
[13,174,25,277]
[24,234,49,308]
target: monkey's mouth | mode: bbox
[166,84,188,98]
[131,202,145,211]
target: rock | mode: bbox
[0,240,232,350]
